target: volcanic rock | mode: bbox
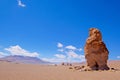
[84,28,109,70]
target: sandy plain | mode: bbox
[0,61,120,80]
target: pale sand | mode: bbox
[0,61,120,80]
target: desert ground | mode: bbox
[0,61,120,80]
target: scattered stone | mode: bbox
[69,63,72,66]
[84,69,88,71]
[74,66,81,70]
[54,64,57,66]
[69,67,73,69]
[61,62,65,66]
[111,68,115,70]
[81,65,85,68]
[61,62,72,66]
[67,63,72,66]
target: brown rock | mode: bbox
[69,67,73,69]
[84,28,109,70]
[74,66,82,70]
[61,62,65,66]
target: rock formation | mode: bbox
[84,28,109,70]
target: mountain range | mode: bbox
[0,55,51,64]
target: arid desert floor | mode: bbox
[0,61,120,80]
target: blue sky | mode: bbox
[0,0,120,62]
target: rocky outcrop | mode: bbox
[84,28,109,70]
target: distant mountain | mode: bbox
[0,55,51,64]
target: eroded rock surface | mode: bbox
[84,28,109,70]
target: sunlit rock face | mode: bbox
[84,28,109,70]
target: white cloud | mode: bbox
[17,0,26,7]
[117,56,120,59]
[66,45,77,50]
[42,51,85,62]
[78,48,83,51]
[56,42,85,62]
[57,49,64,52]
[5,45,39,57]
[66,50,85,61]
[0,52,6,58]
[41,58,67,63]
[67,50,78,58]
[57,43,63,48]
[54,54,66,59]
[42,54,66,63]
[77,55,85,62]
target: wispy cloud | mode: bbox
[117,56,120,59]
[5,45,39,57]
[42,53,66,62]
[57,49,64,52]
[0,52,8,58]
[78,48,83,51]
[41,42,85,63]
[41,57,67,63]
[57,43,63,48]
[65,45,77,50]
[17,0,26,7]
[66,50,85,62]
[66,50,78,58]
[54,54,66,59]
[64,43,85,62]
